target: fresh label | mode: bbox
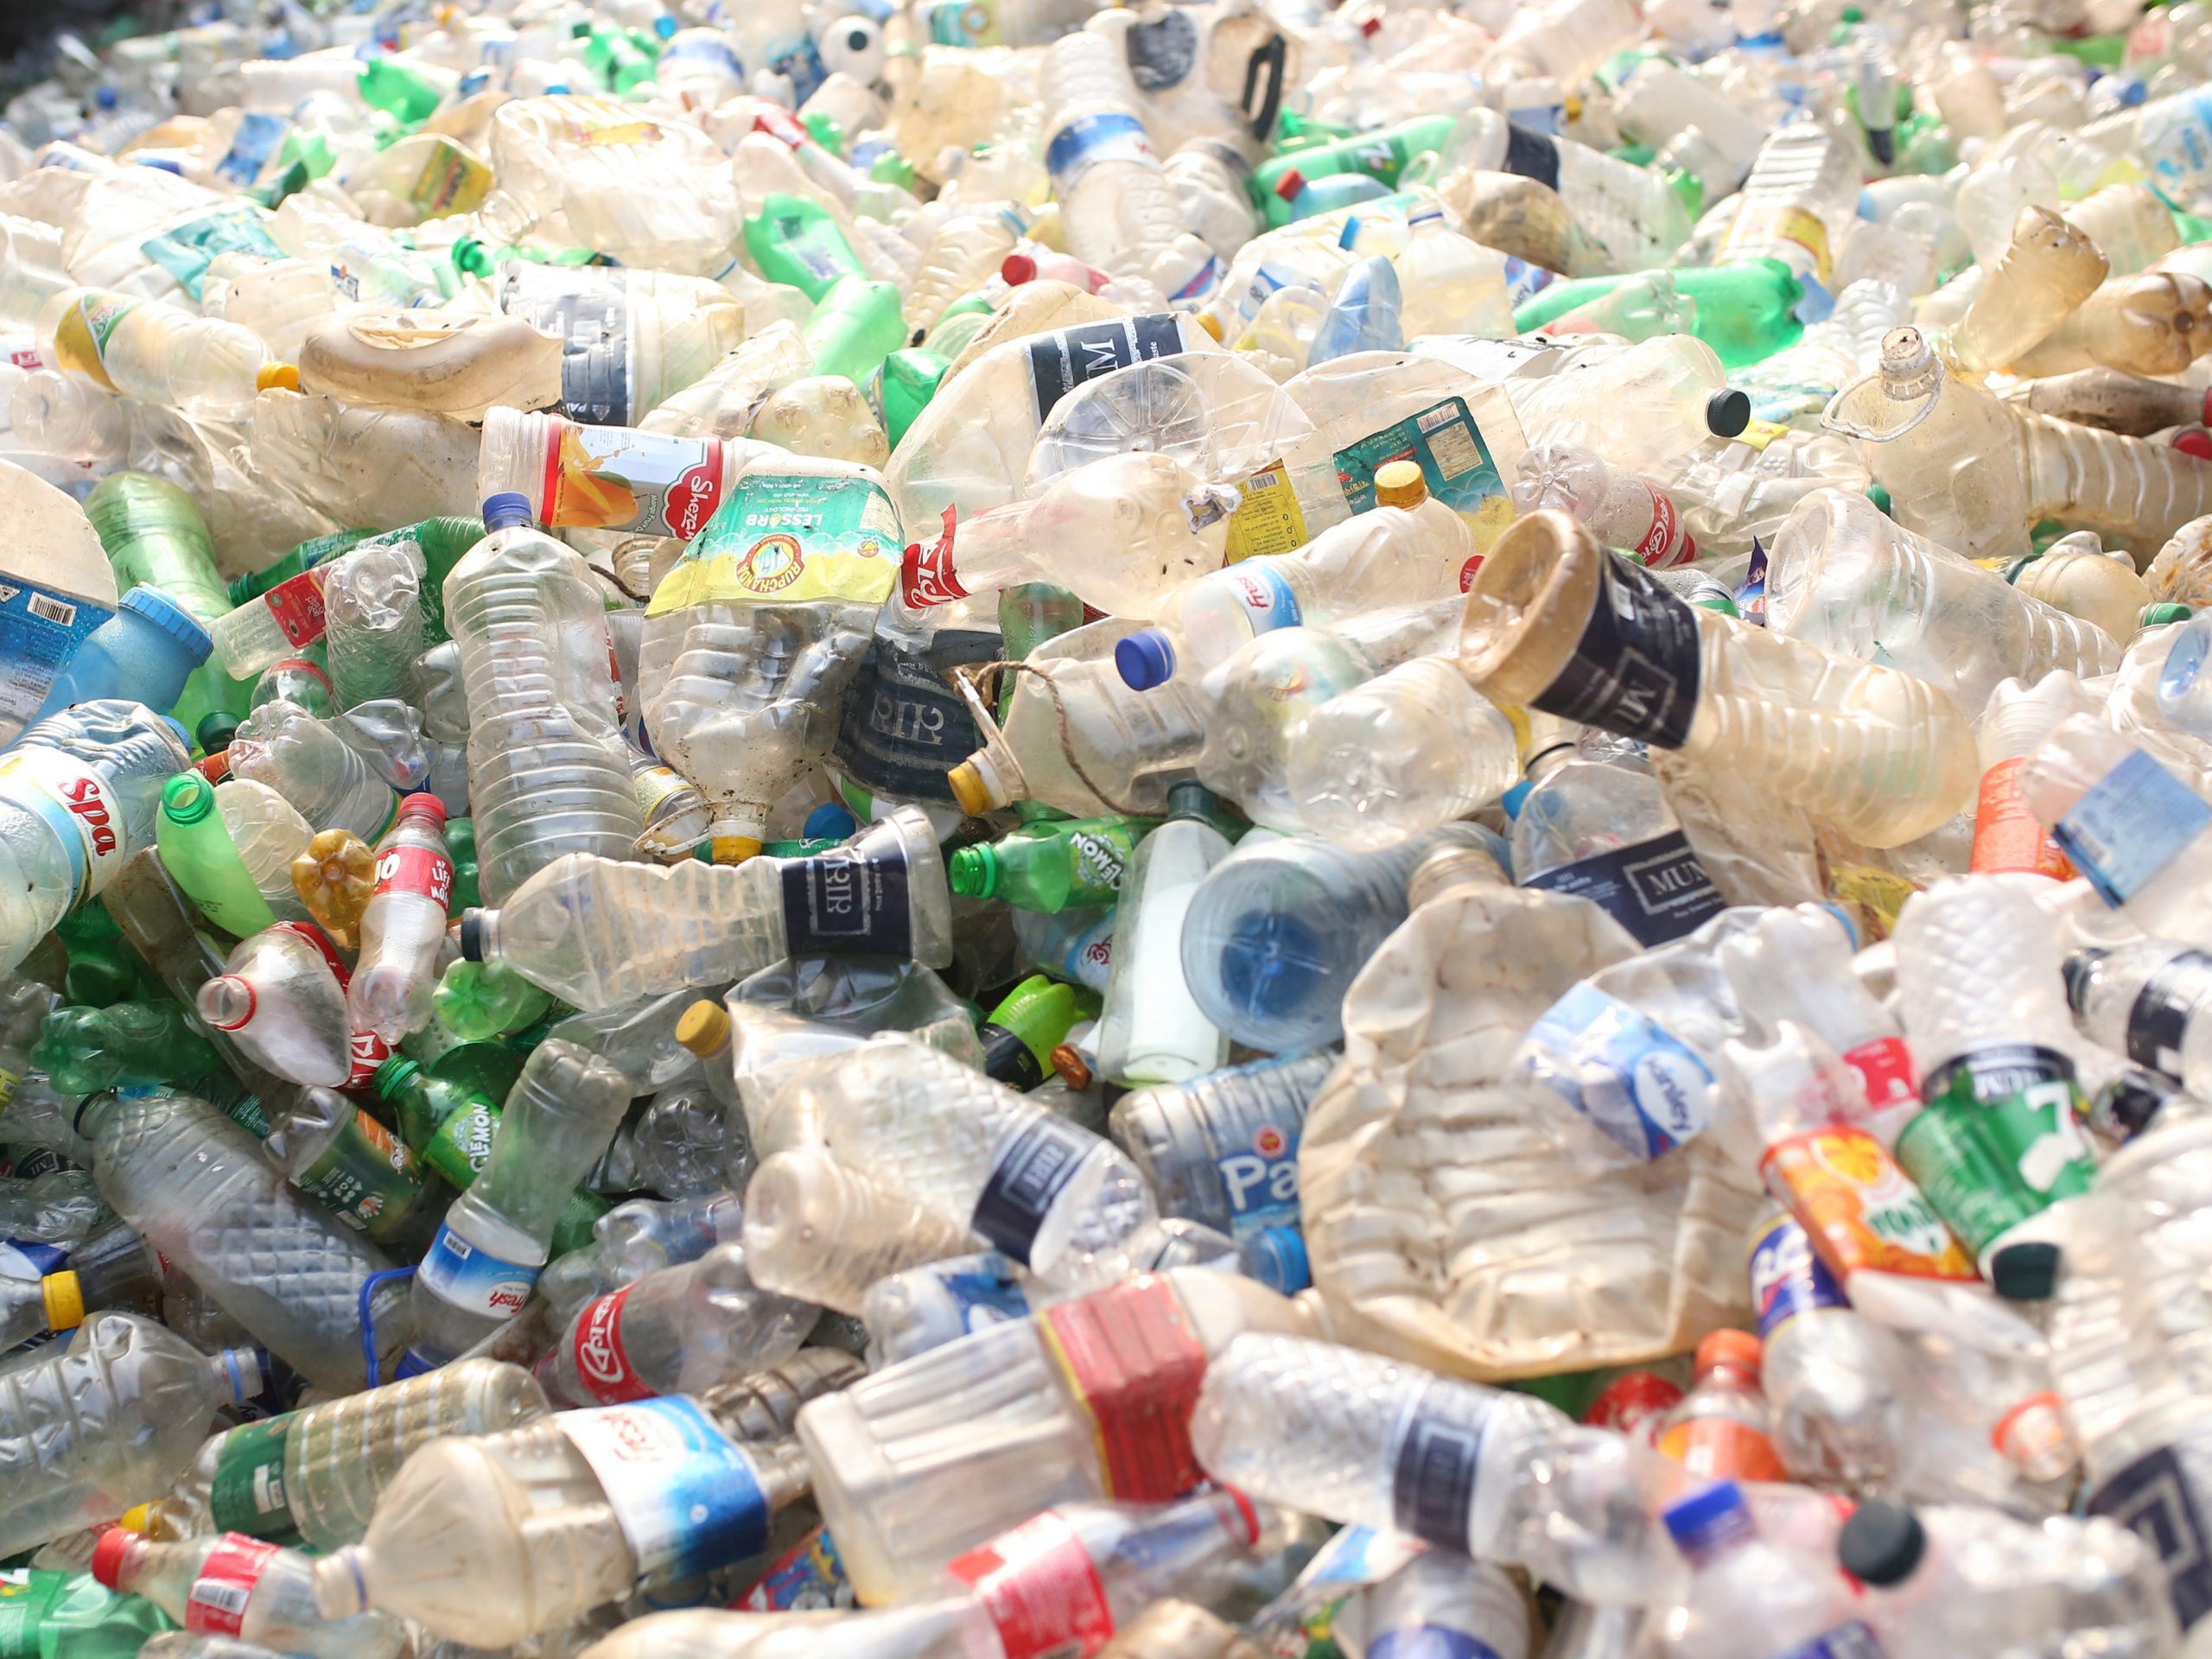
[0,579,111,741]
[570,1283,652,1405]
[423,1101,500,1189]
[948,1509,1116,1659]
[1333,397,1512,550]
[931,1258,1035,1335]
[1389,1378,1493,1554]
[971,1116,1099,1265]
[1040,1274,1208,1501]
[2053,747,2212,907]
[1027,315,1185,423]
[1517,982,1718,1160]
[555,1396,770,1581]
[1748,1209,1849,1338]
[209,1414,299,1541]
[1213,559,1300,632]
[185,1535,280,1635]
[415,1221,538,1319]
[1761,1124,1974,1283]
[1630,482,1695,569]
[1524,551,1702,747]
[1521,830,1725,946]
[538,418,729,539]
[647,474,901,615]
[1045,111,1160,195]
[0,747,132,900]
[1897,1045,2094,1257]
[1971,757,2075,880]
[2124,950,2212,1077]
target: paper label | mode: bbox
[2124,950,2212,1077]
[1523,552,1703,747]
[1840,1034,1919,1117]
[741,1527,853,1611]
[555,1396,770,1581]
[139,209,285,302]
[47,291,138,391]
[1389,1378,1491,1554]
[1762,1124,1974,1283]
[570,1282,652,1404]
[0,578,111,737]
[1898,1045,2094,1255]
[1041,1274,1208,1501]
[1045,111,1160,194]
[0,747,130,901]
[296,1109,420,1238]
[185,1535,280,1635]
[1224,461,1310,563]
[649,473,899,613]
[971,1115,1099,1264]
[539,418,728,539]
[415,1220,538,1318]
[947,1510,1115,1659]
[209,1415,299,1541]
[779,834,913,957]
[1748,1208,1849,1338]
[261,570,328,648]
[1027,315,1185,423]
[1217,1121,1300,1238]
[1333,397,1511,550]
[1517,982,1718,1160]
[2052,747,2212,907]
[1971,757,2075,880]
[2088,1434,2212,1633]
[1521,830,1725,946]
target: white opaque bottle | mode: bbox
[1096,782,1232,1089]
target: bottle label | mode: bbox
[415,1221,538,1319]
[407,139,491,219]
[1224,461,1309,564]
[502,268,635,426]
[740,1526,853,1611]
[1897,1046,2094,1255]
[899,508,968,610]
[1389,1377,1493,1554]
[1630,483,1695,569]
[927,0,1003,46]
[1500,120,1562,189]
[946,1509,1116,1659]
[0,747,133,901]
[971,1116,1099,1265]
[537,417,728,540]
[209,1414,301,1541]
[1774,1622,1884,1659]
[1058,819,1146,906]
[1524,552,1702,748]
[2087,1435,2212,1634]
[1761,207,1835,286]
[0,580,111,739]
[372,842,454,913]
[647,474,901,614]
[1332,397,1511,549]
[1216,559,1302,632]
[1044,111,1160,195]
[258,569,329,649]
[832,631,994,805]
[1027,315,1185,423]
[779,831,914,958]
[1656,1415,1787,1483]
[1747,1209,1849,1339]
[2120,950,2212,1077]
[1370,1631,1504,1659]
[2052,747,2212,907]
[1516,982,1718,1160]
[138,207,286,302]
[934,1262,1034,1333]
[46,290,139,389]
[1040,1274,1208,1501]
[296,1110,421,1239]
[1970,757,2075,880]
[1840,1034,1918,1117]
[1760,1125,1975,1283]
[184,1535,281,1636]
[422,1101,500,1189]
[554,1396,770,1582]
[1217,1122,1300,1238]
[569,1282,653,1405]
[1521,830,1726,946]
[0,1572,69,1656]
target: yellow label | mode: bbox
[409,140,493,217]
[1223,460,1308,564]
[1466,492,1518,554]
[563,99,661,149]
[1827,863,1920,942]
[647,473,900,614]
[48,291,137,391]
[1733,417,1790,452]
[1771,206,1833,286]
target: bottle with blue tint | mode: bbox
[1309,256,1405,365]
[25,587,212,733]
[1094,782,1231,1087]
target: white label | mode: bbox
[0,747,130,901]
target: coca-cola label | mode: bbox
[0,747,136,901]
[900,508,969,610]
[1632,484,1694,569]
[946,1510,1115,1659]
[415,1221,538,1319]
[185,1535,280,1636]
[262,571,328,647]
[373,842,454,912]
[570,1283,653,1404]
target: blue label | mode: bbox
[1218,559,1302,634]
[1501,257,1560,308]
[937,1262,1033,1332]
[1517,982,1718,1160]
[0,1239,67,1276]
[1045,111,1158,191]
[1776,1623,1885,1659]
[662,35,741,76]
[1216,1125,1300,1236]
[215,111,289,188]
[555,1396,770,1581]
[767,34,827,104]
[1748,1211,1847,1339]
[1370,1631,1504,1659]
[415,1223,538,1319]
[139,207,286,302]
[2054,747,2212,907]
[1389,1379,1493,1554]
[741,1527,851,1611]
[970,1116,1097,1265]
[0,579,111,741]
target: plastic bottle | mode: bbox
[1442,109,1692,275]
[2063,940,2212,1096]
[156,772,278,939]
[319,544,423,713]
[950,816,1155,912]
[741,1145,979,1316]
[1717,121,1863,296]
[33,1000,221,1094]
[1655,1330,1788,1482]
[545,1243,817,1407]
[348,794,452,1042]
[0,462,121,750]
[1657,1481,1876,1659]
[195,924,355,1090]
[90,1530,401,1659]
[228,701,397,843]
[1364,1554,1532,1659]
[2017,716,2212,944]
[30,587,210,731]
[289,828,375,951]
[1094,782,1232,1087]
[1968,673,2100,880]
[1039,29,1192,289]
[36,288,285,422]
[1512,444,1697,571]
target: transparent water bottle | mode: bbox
[1717,121,1861,296]
[348,794,453,1043]
[195,924,355,1090]
[545,1243,817,1407]
[1095,782,1231,1089]
[741,1145,980,1315]
[1512,443,1698,571]
[1657,1481,1875,1659]
[320,543,423,713]
[2065,939,2212,1096]
[89,1529,402,1659]
[228,701,397,843]
[35,287,284,422]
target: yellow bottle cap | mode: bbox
[675,999,730,1058]
[946,760,995,818]
[707,835,761,864]
[1375,461,1427,509]
[41,1270,84,1332]
[1194,311,1224,341]
[118,1504,153,1535]
[256,363,300,393]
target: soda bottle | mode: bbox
[1655,1330,1789,1482]
[289,829,374,950]
[156,773,278,939]
[545,1243,817,1407]
[194,924,356,1090]
[949,815,1156,912]
[89,1529,402,1659]
[348,794,453,1042]
[34,1001,220,1095]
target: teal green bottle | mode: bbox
[54,908,143,1007]
[357,59,445,124]
[84,473,248,730]
[804,275,906,385]
[155,772,276,938]
[746,193,867,302]
[0,1569,172,1658]
[1516,257,1808,368]
[948,814,1160,911]
[33,1001,222,1094]
[378,1058,605,1255]
[875,347,950,448]
[1251,115,1458,224]
[446,816,481,909]
[1273,169,1391,222]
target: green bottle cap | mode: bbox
[2144,602,2192,626]
[947,843,997,898]
[1166,781,1220,823]
[1866,484,1893,517]
[982,976,1085,1066]
[161,772,217,827]
[372,1056,422,1099]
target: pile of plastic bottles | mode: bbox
[8,0,2212,1655]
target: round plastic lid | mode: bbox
[1115,629,1178,691]
[1704,389,1752,438]
[1001,251,1038,285]
[804,801,859,841]
[89,1527,134,1588]
[2177,428,2212,462]
[196,710,241,753]
[457,910,486,960]
[1661,1479,1748,1550]
[480,493,536,531]
[675,999,731,1058]
[2145,602,2193,626]
[1989,1239,2061,1301]
[1838,1499,1925,1586]
[256,363,300,393]
[1694,1326,1763,1375]
[399,791,448,826]
[119,586,213,659]
[1375,460,1427,509]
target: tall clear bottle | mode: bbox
[1095,782,1231,1089]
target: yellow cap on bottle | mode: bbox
[1375,461,1427,509]
[256,363,301,393]
[707,835,761,864]
[1194,311,1224,341]
[946,760,995,818]
[41,1270,84,1332]
[118,1504,153,1535]
[675,1000,730,1058]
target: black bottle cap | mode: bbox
[1840,1500,1925,1586]
[457,911,485,962]
[1705,389,1751,438]
[1989,1239,2062,1301]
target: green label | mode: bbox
[296,1115,423,1239]
[1897,1044,2094,1255]
[1332,397,1513,543]
[139,207,287,302]
[647,474,902,614]
[423,1100,500,1190]
[220,1091,271,1141]
[0,1572,64,1656]
[209,1414,302,1541]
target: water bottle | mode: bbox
[741,1145,981,1315]
[89,1529,402,1659]
[545,1243,817,1407]
[28,586,210,730]
[228,700,397,842]
[348,793,453,1043]
[1039,28,1192,289]
[1364,1554,1531,1659]
[2065,939,2212,1095]
[1095,783,1231,1088]
[320,543,423,713]
[35,287,283,422]
[195,923,356,1090]
[861,1250,1040,1365]
[1657,1481,1877,1659]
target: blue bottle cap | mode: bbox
[1662,1481,1753,1555]
[118,586,213,662]
[803,801,860,840]
[480,493,536,531]
[160,715,193,751]
[1115,628,1177,690]
[1244,1226,1312,1294]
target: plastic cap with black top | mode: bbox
[1705,389,1751,438]
[1839,1499,1925,1586]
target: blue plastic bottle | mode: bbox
[26,586,213,731]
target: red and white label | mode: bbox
[571,1283,652,1404]
[1458,553,1484,593]
[1040,1275,1208,1502]
[276,920,352,985]
[1841,1035,1917,1116]
[262,571,329,647]
[664,461,725,542]
[900,509,968,609]
[185,1535,279,1635]
[347,1026,392,1089]
[947,1510,1115,1659]
[1970,757,2075,881]
[1633,485,1694,569]
[0,747,130,899]
[373,843,454,912]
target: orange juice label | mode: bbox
[1761,1125,1978,1282]
[1971,757,2075,880]
[1656,1416,1786,1483]
[540,417,728,539]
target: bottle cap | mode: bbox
[675,999,731,1058]
[161,771,216,827]
[41,1270,83,1332]
[1694,1326,1762,1376]
[1050,1042,1093,1090]
[1374,460,1428,508]
[2060,947,2106,1015]
[88,1527,136,1588]
[118,1505,152,1534]
[118,586,213,661]
[480,493,536,531]
[457,910,486,960]
[2177,428,2212,462]
[947,843,997,898]
[1194,310,1224,341]
[1704,389,1751,438]
[803,802,859,841]
[256,363,300,393]
[198,976,256,1032]
[1274,167,1306,200]
[372,1056,421,1098]
[1989,1238,2061,1300]
[399,791,448,825]
[1115,628,1179,690]
[946,760,996,817]
[1662,1481,1751,1555]
[2145,602,2192,627]
[1584,1369,1683,1429]
[1001,251,1038,285]
[1165,780,1219,823]
[195,710,241,753]
[1244,1225,1310,1294]
[1838,1499,1924,1586]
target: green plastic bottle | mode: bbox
[948,815,1159,912]
[84,474,248,730]
[32,1001,222,1094]
[1250,114,1458,224]
[357,59,446,124]
[977,974,1099,1090]
[376,1058,603,1254]
[1516,257,1808,368]
[433,958,555,1043]
[745,193,868,302]
[876,347,950,449]
[446,815,481,909]
[0,1569,172,1658]
[229,530,374,606]
[803,275,906,385]
[53,908,143,1007]
[155,772,276,938]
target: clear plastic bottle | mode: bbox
[740,1146,979,1315]
[2011,543,2156,644]
[1657,1481,1876,1659]
[90,1529,402,1659]
[319,544,423,713]
[475,406,760,541]
[1512,444,1697,571]
[228,700,397,843]
[195,924,354,1090]
[546,1243,817,1407]
[2064,939,2212,1096]
[1506,336,1751,474]
[1968,672,2101,881]
[1364,1553,1532,1659]
[406,1038,632,1371]
[1654,1329,1787,1482]
[35,288,283,422]
[443,495,641,902]
[1095,782,1231,1089]
[1458,511,1978,849]
[1442,109,1691,275]
[348,794,452,1043]
[2018,715,2212,944]
[2017,269,2212,379]
[1039,29,1192,290]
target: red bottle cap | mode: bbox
[1695,1327,1764,1377]
[1001,251,1037,285]
[1585,1370,1685,1431]
[1274,168,1306,201]
[89,1527,135,1588]
[399,792,448,825]
[2177,427,2212,461]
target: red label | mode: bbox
[753,106,809,147]
[900,508,968,609]
[195,752,232,784]
[663,461,725,541]
[186,1535,279,1635]
[275,920,352,986]
[1633,485,1694,569]
[262,571,328,647]
[373,843,454,912]
[347,1027,392,1089]
[1840,1035,1916,1116]
[571,1283,652,1404]
[946,1510,1115,1659]
[1458,553,1484,592]
[62,773,118,858]
[1970,757,2075,880]
[1040,1276,1207,1502]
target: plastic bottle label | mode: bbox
[971,1116,1099,1264]
[0,1572,72,1655]
[415,1221,539,1319]
[537,418,728,539]
[740,1526,853,1611]
[209,1414,301,1541]
[1044,111,1160,194]
[1773,1622,1885,1659]
[1526,551,1702,747]
[1369,1630,1504,1659]
[1630,484,1695,569]
[946,1509,1116,1659]
[46,291,138,391]
[372,843,454,914]
[1389,1377,1493,1553]
[2087,1435,2212,1633]
[0,747,132,901]
[1213,559,1301,632]
[259,570,328,648]
[1840,1035,1917,1116]
[1656,1414,1787,1482]
[406,141,491,219]
[296,1111,421,1239]
[1747,1209,1849,1338]
[935,1263,1034,1333]
[927,0,1003,46]
[503,269,635,428]
[647,474,901,614]
[184,1535,280,1635]
[0,580,111,736]
[1027,315,1185,423]
[554,1396,770,1582]
[779,835,913,957]
[1040,1274,1208,1501]
[569,1282,654,1405]
[2052,747,2212,907]
[1522,830,1726,947]
[1516,981,1718,1160]
[139,208,286,302]
[1969,758,2075,880]
[832,631,994,806]
[1760,1125,1975,1283]
[423,1101,500,1188]
[2125,950,2212,1076]
[1896,1046,2094,1255]
[1224,461,1310,564]
[1332,398,1510,545]
[1217,1122,1300,1237]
